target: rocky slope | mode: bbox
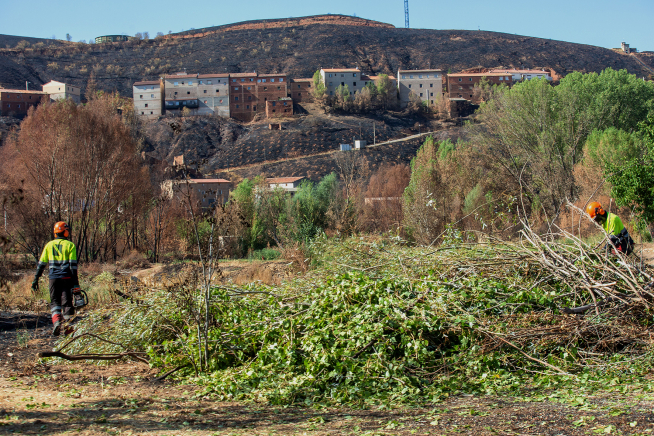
[1,15,651,96]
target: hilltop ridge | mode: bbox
[0,14,652,97]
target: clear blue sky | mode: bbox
[2,0,652,51]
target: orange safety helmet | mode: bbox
[586,202,605,219]
[53,221,70,238]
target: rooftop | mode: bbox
[267,177,305,184]
[447,72,511,77]
[0,89,48,94]
[198,73,229,78]
[229,72,258,77]
[291,78,313,82]
[398,69,443,73]
[163,74,197,79]
[322,68,360,73]
[488,69,551,75]
[188,178,231,184]
[134,81,161,86]
[259,73,287,77]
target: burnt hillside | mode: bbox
[142,110,439,177]
[0,15,651,96]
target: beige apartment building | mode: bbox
[397,69,443,108]
[42,80,81,103]
[163,73,201,115]
[197,74,230,117]
[320,68,365,97]
[133,80,163,120]
[163,178,232,208]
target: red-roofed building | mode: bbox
[290,78,313,103]
[446,72,514,103]
[488,69,552,82]
[0,89,47,117]
[163,178,232,207]
[229,72,288,122]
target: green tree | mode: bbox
[312,70,325,98]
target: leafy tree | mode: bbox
[375,74,396,109]
[604,105,654,228]
[312,70,325,98]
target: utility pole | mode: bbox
[404,0,409,29]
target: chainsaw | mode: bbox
[71,287,89,308]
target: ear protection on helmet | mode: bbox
[54,221,70,238]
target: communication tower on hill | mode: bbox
[404,0,409,28]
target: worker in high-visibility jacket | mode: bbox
[586,202,634,256]
[31,222,80,336]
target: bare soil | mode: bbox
[2,317,654,435]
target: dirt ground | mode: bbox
[1,318,654,436]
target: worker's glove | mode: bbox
[31,278,39,292]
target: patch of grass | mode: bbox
[247,248,281,261]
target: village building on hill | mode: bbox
[42,80,81,103]
[133,80,163,120]
[162,72,230,117]
[446,72,514,103]
[397,69,444,108]
[0,89,47,117]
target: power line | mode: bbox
[404,0,409,28]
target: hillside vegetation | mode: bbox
[1,15,652,96]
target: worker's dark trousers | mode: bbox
[49,278,75,325]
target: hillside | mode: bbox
[1,15,652,96]
[142,108,452,179]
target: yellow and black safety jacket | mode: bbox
[35,237,79,283]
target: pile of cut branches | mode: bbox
[54,220,654,405]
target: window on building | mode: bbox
[419,75,423,79]
[235,97,238,101]
[430,83,433,88]
[419,84,423,88]
[499,77,503,81]
[271,78,275,82]
[298,85,301,89]
[246,105,249,109]
[329,73,333,78]
[141,111,144,115]
[353,82,356,86]
[469,78,472,81]
[353,73,357,77]
[236,104,239,108]
[262,79,266,83]
[408,84,412,89]
[187,91,190,95]
[207,80,212,84]
[248,96,252,100]
[279,78,284,82]
[199,80,203,84]
[232,79,236,82]
[470,94,473,97]
[216,90,220,93]
[250,78,253,82]
[263,87,267,91]
[235,87,239,91]
[272,102,276,106]
[253,106,256,111]
[458,78,462,82]
[174,82,179,86]
[409,75,414,79]
[204,90,207,93]
[151,94,154,98]
[150,111,153,114]
[247,86,251,90]
[241,79,245,82]
[402,75,406,79]
[181,82,185,85]
[341,74,344,77]
[277,86,281,90]
[329,82,332,86]
[145,104,148,107]
[140,95,143,98]
[430,93,434,96]
[419,93,423,97]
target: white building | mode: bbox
[320,68,364,97]
[266,177,305,193]
[133,80,162,120]
[488,69,552,82]
[197,74,230,117]
[42,80,81,104]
